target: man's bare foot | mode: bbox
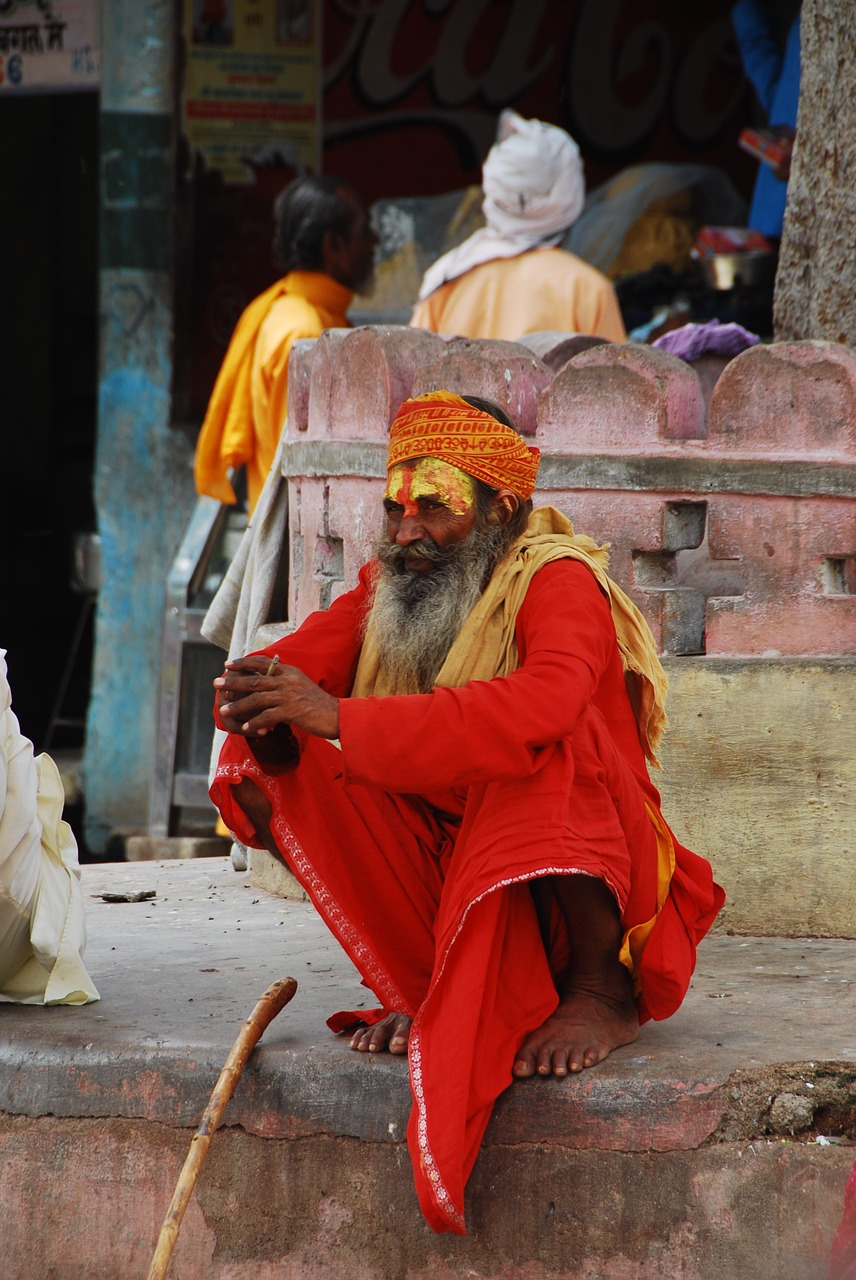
[512,984,639,1078]
[349,1012,412,1055]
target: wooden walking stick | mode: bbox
[146,976,298,1280]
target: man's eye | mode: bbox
[383,501,403,514]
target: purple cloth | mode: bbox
[653,319,760,361]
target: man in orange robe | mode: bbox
[411,248,627,345]
[209,392,724,1233]
[410,112,626,343]
[194,175,376,514]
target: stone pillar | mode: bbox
[84,2,196,850]
[774,0,856,344]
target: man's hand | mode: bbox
[214,655,340,740]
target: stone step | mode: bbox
[0,860,853,1279]
[659,656,856,939]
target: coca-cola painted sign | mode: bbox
[323,0,756,201]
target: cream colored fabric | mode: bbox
[410,247,627,344]
[201,432,292,867]
[0,651,99,1005]
[353,506,667,765]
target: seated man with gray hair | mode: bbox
[209,391,722,1234]
[410,112,627,342]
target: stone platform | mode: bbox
[0,858,854,1279]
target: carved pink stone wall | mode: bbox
[282,329,856,657]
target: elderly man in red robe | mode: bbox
[210,391,724,1234]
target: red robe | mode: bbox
[211,558,724,1233]
[831,1158,856,1280]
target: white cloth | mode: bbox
[0,650,99,1005]
[565,162,747,273]
[417,110,586,300]
[201,432,291,871]
[201,432,289,657]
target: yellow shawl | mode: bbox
[193,276,292,507]
[353,506,668,765]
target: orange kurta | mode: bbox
[194,272,353,513]
[410,246,627,343]
[211,557,723,1233]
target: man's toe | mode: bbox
[568,1045,587,1072]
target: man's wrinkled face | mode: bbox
[383,458,478,573]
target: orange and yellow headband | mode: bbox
[386,391,540,499]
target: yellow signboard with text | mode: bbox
[182,0,319,184]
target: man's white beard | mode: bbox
[368,520,510,694]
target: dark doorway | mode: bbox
[1,91,99,849]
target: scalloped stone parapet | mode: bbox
[285,338,316,435]
[411,337,552,436]
[327,325,446,442]
[281,327,855,657]
[708,340,856,458]
[537,342,706,452]
[304,328,351,438]
[516,331,613,371]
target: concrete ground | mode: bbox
[1,858,854,1280]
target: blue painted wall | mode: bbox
[84,3,197,849]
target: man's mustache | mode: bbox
[379,538,457,570]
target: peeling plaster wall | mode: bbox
[84,2,196,850]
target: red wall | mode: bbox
[322,0,760,202]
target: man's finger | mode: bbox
[216,673,282,701]
[218,702,277,737]
[219,692,272,717]
[220,691,292,731]
[236,708,282,735]
[224,655,287,676]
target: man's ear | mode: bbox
[491,490,520,526]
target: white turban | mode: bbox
[482,110,585,239]
[417,111,586,300]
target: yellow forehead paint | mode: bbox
[385,458,476,516]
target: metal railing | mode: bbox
[148,496,247,838]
